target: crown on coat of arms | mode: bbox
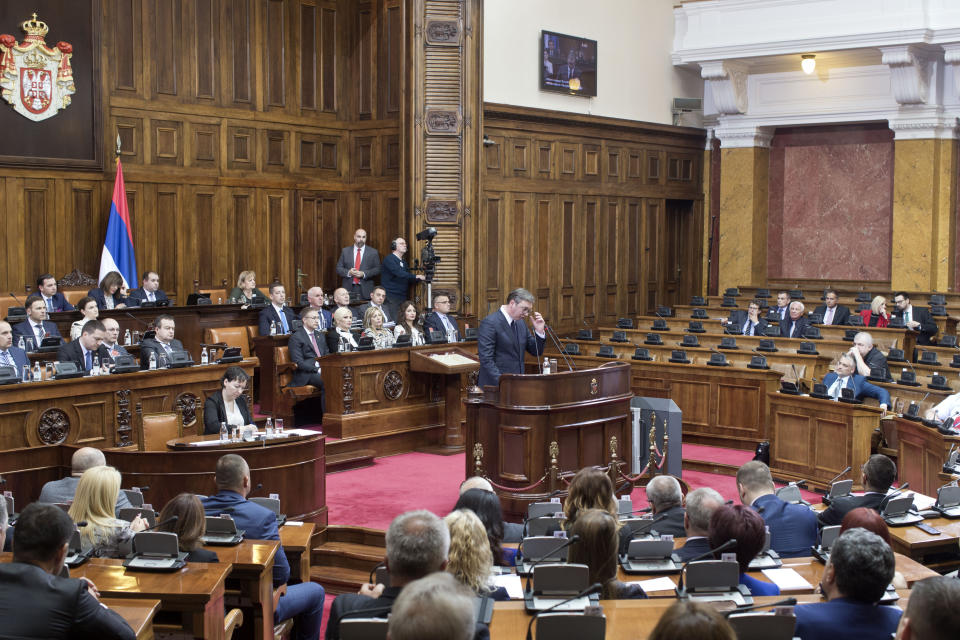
[21,13,49,37]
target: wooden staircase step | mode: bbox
[312,542,384,570]
[325,448,376,473]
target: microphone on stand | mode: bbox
[677,538,737,592]
[143,515,178,532]
[723,597,798,617]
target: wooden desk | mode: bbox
[0,358,256,449]
[887,516,960,567]
[205,539,279,640]
[768,393,882,489]
[71,557,231,640]
[101,597,161,640]
[280,522,316,584]
[894,415,960,495]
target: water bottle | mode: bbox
[231,425,239,442]
[92,356,100,376]
[201,347,209,365]
[265,420,274,437]
[542,357,551,374]
[149,352,157,370]
[219,422,229,442]
[17,336,24,350]
[124,329,131,345]
[265,417,273,435]
[32,362,41,381]
[270,321,277,336]
[22,364,30,382]
[218,297,223,304]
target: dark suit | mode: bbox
[752,493,818,558]
[125,287,170,306]
[651,505,686,538]
[0,562,135,639]
[202,490,325,638]
[817,492,886,527]
[12,319,61,349]
[822,372,891,406]
[422,311,460,341]
[726,310,768,336]
[139,337,185,369]
[336,245,382,298]
[863,346,890,380]
[0,346,29,373]
[326,328,359,353]
[357,302,393,325]
[288,328,329,387]
[557,63,579,81]
[86,288,128,310]
[327,587,401,640]
[380,253,419,303]
[202,390,253,434]
[477,310,545,387]
[793,598,901,640]
[813,304,851,325]
[895,305,938,345]
[307,308,334,331]
[42,292,74,313]
[780,315,811,338]
[258,305,296,336]
[674,537,712,562]
[56,340,113,372]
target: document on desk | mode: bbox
[490,574,524,599]
[761,568,812,591]
[628,576,676,592]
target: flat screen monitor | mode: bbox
[541,30,597,97]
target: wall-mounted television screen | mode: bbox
[541,30,597,97]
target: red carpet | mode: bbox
[683,443,754,466]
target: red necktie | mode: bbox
[353,248,361,284]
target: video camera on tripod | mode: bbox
[415,227,441,283]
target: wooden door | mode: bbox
[662,199,702,308]
[295,191,342,299]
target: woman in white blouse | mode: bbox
[70,296,100,340]
[393,300,424,346]
[202,366,252,434]
[326,307,359,353]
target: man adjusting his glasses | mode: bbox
[477,288,546,387]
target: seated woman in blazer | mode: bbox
[227,270,269,307]
[202,366,253,434]
[87,271,128,310]
[326,306,359,353]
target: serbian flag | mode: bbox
[98,160,138,288]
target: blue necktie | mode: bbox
[278,309,289,334]
[84,350,92,371]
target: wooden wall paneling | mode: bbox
[21,179,57,286]
[189,186,219,287]
[536,140,554,178]
[188,120,220,169]
[114,115,145,165]
[582,143,600,183]
[646,149,664,185]
[606,145,622,183]
[265,190,292,287]
[559,196,576,322]
[644,199,662,314]
[263,0,290,111]
[481,193,502,316]
[149,0,181,98]
[483,135,503,178]
[380,0,403,117]
[356,1,375,119]
[66,181,106,280]
[299,1,318,111]
[534,195,553,317]
[151,120,184,167]
[110,0,142,95]
[153,184,180,294]
[600,197,621,324]
[321,1,339,113]
[626,199,642,316]
[510,138,530,177]
[223,0,255,108]
[582,197,598,321]
[187,0,218,102]
[263,129,290,172]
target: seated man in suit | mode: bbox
[258,282,296,336]
[818,454,896,527]
[387,573,478,640]
[126,270,170,306]
[202,454,325,640]
[422,293,461,342]
[36,273,75,312]
[675,487,724,561]
[12,294,61,350]
[779,301,811,338]
[459,476,523,543]
[332,287,362,332]
[477,288,545,387]
[305,286,333,330]
[336,228,381,300]
[646,475,686,537]
[287,307,327,420]
[849,331,889,380]
[56,320,112,374]
[38,446,132,513]
[814,288,851,325]
[771,290,791,322]
[893,291,938,345]
[895,576,960,640]
[326,510,449,640]
[793,528,900,640]
[358,286,394,327]
[720,299,768,335]
[0,502,135,639]
[823,353,890,409]
[0,320,29,374]
[139,314,185,369]
[101,318,130,359]
[736,460,818,558]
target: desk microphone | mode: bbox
[543,321,575,372]
[143,515,178,531]
[124,311,152,327]
[628,514,668,538]
[677,538,737,592]
[523,534,581,593]
[826,467,851,485]
[723,597,798,617]
[8,293,24,306]
[879,482,911,510]
[524,582,602,640]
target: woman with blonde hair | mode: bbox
[444,509,509,600]
[363,306,394,349]
[68,466,147,557]
[860,295,890,328]
[228,270,268,306]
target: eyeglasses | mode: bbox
[517,305,533,316]
[305,315,319,321]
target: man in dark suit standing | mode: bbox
[139,314,185,369]
[675,488,724,562]
[126,271,170,306]
[12,294,61,350]
[818,454,896,527]
[737,461,818,558]
[793,529,901,638]
[380,237,425,318]
[336,228,381,300]
[645,475,686,537]
[721,299,768,335]
[477,288,546,388]
[258,282,296,336]
[814,289,851,325]
[287,307,327,420]
[422,293,460,342]
[893,291,938,345]
[57,320,113,373]
[36,273,75,312]
[779,301,811,338]
[0,320,30,373]
[0,502,136,639]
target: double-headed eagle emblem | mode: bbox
[0,13,75,122]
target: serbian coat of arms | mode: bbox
[0,13,75,122]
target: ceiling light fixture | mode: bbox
[801,54,816,75]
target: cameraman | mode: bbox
[381,237,425,319]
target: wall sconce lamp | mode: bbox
[801,54,816,75]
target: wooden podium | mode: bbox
[465,363,633,520]
[894,415,960,495]
[769,393,883,489]
[409,348,480,452]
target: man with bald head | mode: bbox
[332,287,361,332]
[0,320,29,373]
[101,318,130,359]
[336,228,381,299]
[38,447,132,512]
[305,286,332,330]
